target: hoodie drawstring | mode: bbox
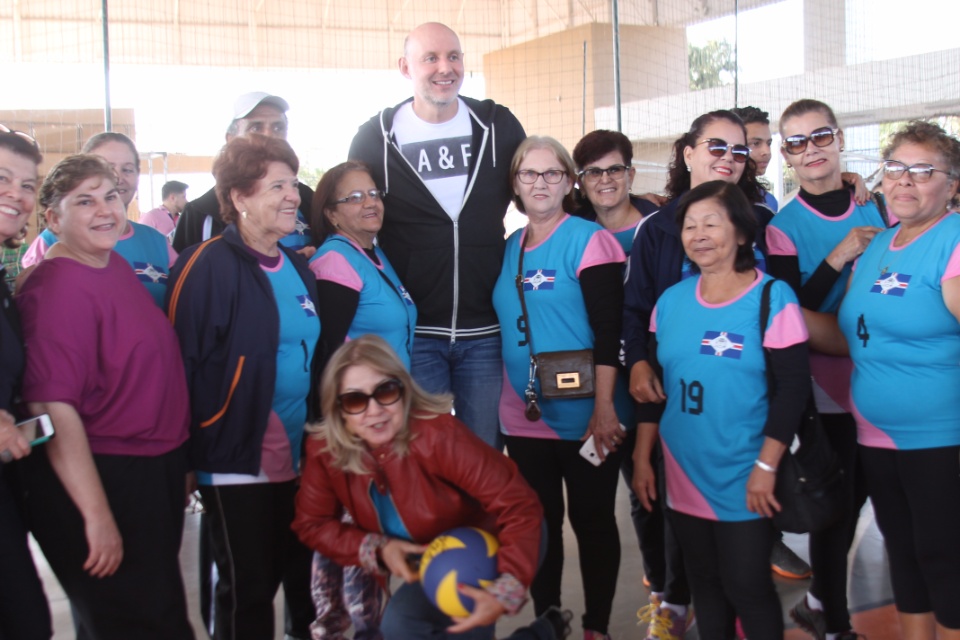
[379,109,390,194]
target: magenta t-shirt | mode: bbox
[17,253,190,456]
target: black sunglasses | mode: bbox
[0,124,39,150]
[782,127,839,155]
[338,379,404,415]
[696,138,750,163]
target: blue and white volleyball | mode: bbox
[419,527,500,617]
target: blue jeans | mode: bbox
[411,335,503,450]
[380,581,495,640]
[380,521,550,640]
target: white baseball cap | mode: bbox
[232,92,290,119]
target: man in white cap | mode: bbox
[172,92,314,256]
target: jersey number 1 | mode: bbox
[679,378,704,415]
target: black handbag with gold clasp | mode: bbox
[513,230,595,421]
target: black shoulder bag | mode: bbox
[872,191,891,228]
[759,279,846,534]
[514,230,595,422]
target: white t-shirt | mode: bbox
[392,99,472,221]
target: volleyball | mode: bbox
[419,527,500,618]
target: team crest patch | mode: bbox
[132,262,167,284]
[699,331,744,359]
[871,272,910,296]
[297,294,317,317]
[522,269,556,291]
[293,217,309,236]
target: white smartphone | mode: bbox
[579,423,627,467]
[15,414,55,447]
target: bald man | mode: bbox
[349,22,526,450]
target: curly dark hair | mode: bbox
[883,120,960,177]
[213,136,300,224]
[664,110,762,203]
[883,120,960,208]
[39,154,116,212]
[675,180,758,274]
[311,160,374,246]
[731,106,770,126]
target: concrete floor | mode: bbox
[35,475,896,639]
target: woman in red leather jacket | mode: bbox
[293,335,544,639]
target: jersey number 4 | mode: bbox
[856,314,870,347]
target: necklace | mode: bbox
[875,239,903,276]
[875,214,945,274]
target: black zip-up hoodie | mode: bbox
[348,96,526,341]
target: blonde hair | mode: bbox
[310,335,453,474]
[509,135,577,214]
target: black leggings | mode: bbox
[22,447,194,640]
[618,427,666,591]
[618,429,690,604]
[199,480,314,640]
[199,511,316,639]
[0,469,52,640]
[668,509,782,640]
[860,444,960,628]
[808,413,869,632]
[505,436,622,635]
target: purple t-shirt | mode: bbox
[17,253,190,456]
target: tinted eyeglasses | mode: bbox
[781,127,839,155]
[579,164,629,183]
[881,160,957,183]
[0,124,39,150]
[334,189,384,205]
[696,139,750,163]
[516,169,567,184]
[337,379,404,415]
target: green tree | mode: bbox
[880,116,960,150]
[689,40,736,90]
[298,164,325,190]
